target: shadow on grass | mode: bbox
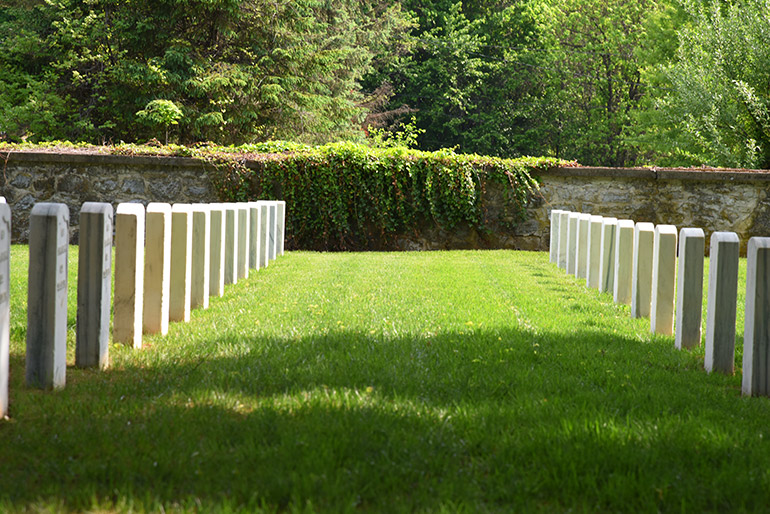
[0,324,766,511]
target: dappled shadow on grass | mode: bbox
[2,323,768,512]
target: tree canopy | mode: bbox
[1,0,768,168]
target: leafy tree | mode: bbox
[635,0,770,168]
[136,99,183,144]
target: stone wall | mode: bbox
[0,152,212,242]
[2,150,770,253]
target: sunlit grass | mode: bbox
[1,248,768,512]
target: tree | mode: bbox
[635,0,770,168]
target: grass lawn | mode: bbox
[1,247,768,512]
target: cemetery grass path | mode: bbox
[0,248,767,512]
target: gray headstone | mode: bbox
[277,200,286,256]
[209,204,226,297]
[76,202,113,369]
[113,203,145,348]
[557,211,570,269]
[705,232,739,374]
[675,228,705,349]
[631,222,655,318]
[143,203,171,335]
[599,217,618,293]
[0,203,10,416]
[575,214,590,279]
[26,203,69,389]
[743,237,770,396]
[566,213,579,275]
[651,225,677,336]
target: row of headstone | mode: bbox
[1,199,286,417]
[548,209,770,397]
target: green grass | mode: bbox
[1,248,768,512]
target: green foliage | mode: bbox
[136,100,183,144]
[634,0,770,168]
[367,116,425,149]
[207,141,563,250]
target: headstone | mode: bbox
[237,203,249,280]
[169,204,192,322]
[268,202,278,261]
[209,204,226,297]
[26,203,69,389]
[575,214,591,279]
[586,215,603,288]
[277,200,286,256]
[0,203,10,415]
[557,211,570,269]
[224,203,238,285]
[613,220,635,305]
[599,217,618,293]
[651,225,677,336]
[248,202,261,270]
[566,213,579,275]
[257,201,270,268]
[191,204,210,310]
[76,202,113,369]
[143,203,171,335]
[675,228,705,349]
[549,209,562,263]
[631,222,655,318]
[743,237,770,396]
[113,203,144,348]
[704,232,739,374]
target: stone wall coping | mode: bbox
[546,166,770,182]
[5,150,770,183]
[2,150,206,169]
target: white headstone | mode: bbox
[248,202,260,270]
[651,225,677,336]
[566,213,579,275]
[576,214,591,279]
[113,203,144,348]
[268,202,278,261]
[143,203,171,335]
[76,202,113,369]
[675,228,705,349]
[224,203,238,285]
[743,237,770,396]
[599,217,618,293]
[586,215,603,288]
[0,203,10,414]
[208,204,226,297]
[191,204,211,310]
[613,220,635,305]
[557,211,570,269]
[26,203,69,389]
[631,222,655,318]
[277,200,286,256]
[169,204,193,322]
[549,209,562,263]
[237,203,249,280]
[704,232,739,374]
[257,201,270,268]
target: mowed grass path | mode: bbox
[1,248,769,512]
